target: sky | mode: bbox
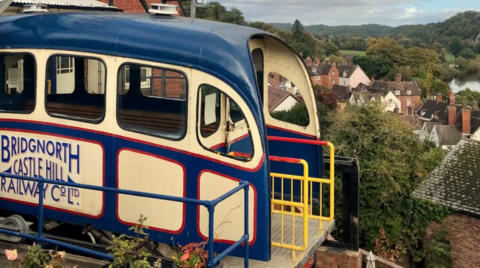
[214,0,480,27]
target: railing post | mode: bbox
[208,204,215,268]
[243,182,249,268]
[37,181,45,243]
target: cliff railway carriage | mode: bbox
[0,5,336,268]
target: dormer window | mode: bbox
[395,90,400,96]
[312,67,317,73]
[343,71,348,77]
[407,90,411,95]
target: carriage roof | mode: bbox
[0,12,271,121]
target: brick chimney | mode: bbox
[448,105,457,126]
[437,93,442,102]
[395,73,402,83]
[448,91,455,105]
[462,108,471,136]
[306,56,313,66]
[314,57,320,66]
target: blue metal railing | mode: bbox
[0,172,250,268]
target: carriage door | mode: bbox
[55,56,75,93]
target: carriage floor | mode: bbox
[223,214,335,268]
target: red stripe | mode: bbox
[209,133,250,151]
[269,155,302,163]
[268,136,329,146]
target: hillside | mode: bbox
[272,10,480,46]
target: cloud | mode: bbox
[211,0,476,26]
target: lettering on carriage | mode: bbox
[0,135,81,207]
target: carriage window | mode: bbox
[268,72,309,127]
[198,85,253,161]
[0,53,35,113]
[46,56,105,121]
[117,64,187,140]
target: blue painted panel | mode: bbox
[0,121,271,261]
[267,127,323,204]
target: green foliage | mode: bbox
[459,48,477,59]
[106,215,159,268]
[424,229,453,268]
[353,55,391,79]
[196,2,245,25]
[449,39,463,57]
[383,67,413,82]
[340,50,366,56]
[172,242,208,268]
[366,38,405,67]
[323,104,448,261]
[13,244,70,268]
[430,79,450,97]
[456,88,480,106]
[323,41,340,56]
[270,102,310,127]
[292,20,305,43]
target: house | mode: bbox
[416,97,448,123]
[304,56,339,89]
[0,0,119,15]
[336,65,370,88]
[419,122,443,142]
[268,86,299,113]
[413,139,480,268]
[428,125,462,149]
[331,84,351,101]
[349,88,401,113]
[368,73,421,115]
[343,55,354,65]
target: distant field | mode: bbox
[340,50,366,56]
[446,53,455,62]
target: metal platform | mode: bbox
[224,214,335,268]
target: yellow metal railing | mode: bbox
[268,137,335,259]
[270,156,309,259]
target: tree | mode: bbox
[292,20,305,43]
[430,79,450,96]
[221,8,246,25]
[449,39,463,57]
[404,47,444,78]
[459,48,477,59]
[366,38,405,66]
[324,104,448,261]
[323,41,340,56]
[314,85,338,110]
[383,67,413,82]
[328,55,347,64]
[353,55,391,79]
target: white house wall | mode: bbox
[349,68,371,88]
[272,95,298,112]
[383,91,401,112]
[471,129,480,141]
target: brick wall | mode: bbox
[397,95,421,115]
[427,213,480,268]
[149,68,185,99]
[317,247,362,268]
[313,66,339,89]
[98,0,180,14]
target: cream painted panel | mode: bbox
[198,171,255,243]
[0,131,104,217]
[117,149,185,232]
[263,37,319,137]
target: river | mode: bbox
[449,73,480,93]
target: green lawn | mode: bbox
[340,50,366,56]
[446,53,455,62]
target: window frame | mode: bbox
[44,53,107,124]
[196,83,255,162]
[0,51,37,115]
[199,86,222,138]
[116,62,189,142]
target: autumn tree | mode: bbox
[366,38,405,66]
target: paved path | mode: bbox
[0,241,108,268]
